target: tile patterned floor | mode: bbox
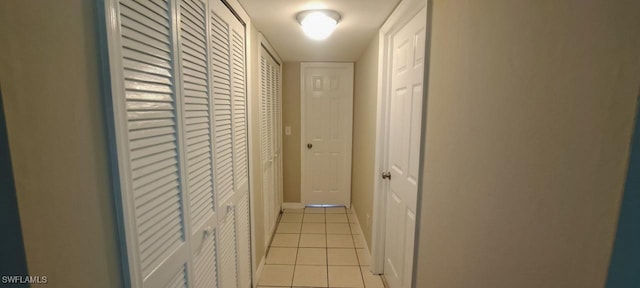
[258,207,386,288]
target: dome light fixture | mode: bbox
[296,10,341,41]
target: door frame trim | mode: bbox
[371,0,429,276]
[300,62,354,206]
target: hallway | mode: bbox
[257,207,384,288]
[2,0,640,287]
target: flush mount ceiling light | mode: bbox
[296,10,341,41]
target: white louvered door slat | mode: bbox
[210,8,234,207]
[266,64,273,158]
[236,193,251,288]
[273,66,282,155]
[270,65,276,158]
[260,57,269,165]
[232,30,248,191]
[275,64,282,210]
[165,265,189,288]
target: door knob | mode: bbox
[307,143,313,149]
[381,171,391,180]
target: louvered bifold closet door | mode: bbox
[259,50,282,249]
[106,0,191,287]
[266,62,274,160]
[259,55,274,245]
[105,0,251,287]
[209,0,248,287]
[274,65,281,158]
[273,62,283,214]
[177,0,219,287]
[267,61,277,224]
[270,64,277,159]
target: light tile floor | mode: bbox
[258,207,386,288]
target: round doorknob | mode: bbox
[307,143,313,149]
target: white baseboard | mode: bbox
[282,202,305,209]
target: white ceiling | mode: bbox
[238,0,400,62]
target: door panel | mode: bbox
[302,63,354,206]
[230,23,251,288]
[115,0,191,286]
[210,4,238,287]
[211,6,235,208]
[384,7,426,288]
[178,0,220,287]
[210,0,248,287]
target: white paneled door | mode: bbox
[102,0,251,287]
[383,7,426,288]
[301,63,354,206]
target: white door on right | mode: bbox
[384,7,426,288]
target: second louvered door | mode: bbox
[177,0,219,287]
[210,0,250,287]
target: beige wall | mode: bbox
[414,1,640,287]
[282,62,302,203]
[351,35,380,249]
[0,1,122,287]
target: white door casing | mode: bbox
[101,0,252,286]
[382,6,427,288]
[300,63,354,206]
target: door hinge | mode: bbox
[381,171,391,180]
